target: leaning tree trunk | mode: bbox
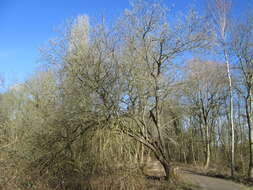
[163,162,172,181]
[156,156,172,181]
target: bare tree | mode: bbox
[232,14,253,179]
[116,0,211,181]
[207,0,235,176]
[183,59,228,169]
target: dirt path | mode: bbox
[144,159,249,190]
[183,171,248,190]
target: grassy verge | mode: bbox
[1,170,200,190]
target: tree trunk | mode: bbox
[246,94,253,179]
[224,50,235,177]
[140,143,144,164]
[154,153,172,181]
[249,125,253,179]
[191,138,197,165]
[205,140,210,169]
[161,160,172,181]
[205,124,210,169]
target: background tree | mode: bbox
[232,13,253,179]
[183,59,228,169]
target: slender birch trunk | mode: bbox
[224,50,235,176]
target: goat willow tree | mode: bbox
[43,1,212,181]
[115,1,211,180]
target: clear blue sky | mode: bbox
[0,0,250,87]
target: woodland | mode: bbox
[0,0,253,189]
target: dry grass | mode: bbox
[1,170,198,190]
